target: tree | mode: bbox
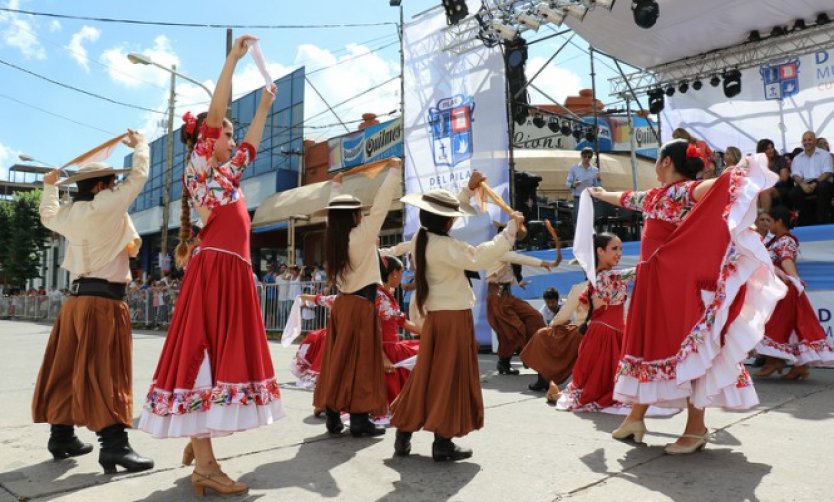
[0,201,11,286]
[1,190,51,288]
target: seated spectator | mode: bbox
[790,130,834,224]
[756,138,792,211]
[539,287,560,325]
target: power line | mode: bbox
[307,40,399,76]
[305,76,399,123]
[0,92,118,136]
[0,7,396,29]
[0,57,165,114]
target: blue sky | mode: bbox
[0,0,624,181]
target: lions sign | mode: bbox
[760,59,800,100]
[427,94,475,168]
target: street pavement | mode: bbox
[1,319,832,501]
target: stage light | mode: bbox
[748,30,761,42]
[632,0,659,29]
[692,79,703,91]
[548,116,560,133]
[664,85,675,97]
[442,0,469,26]
[536,3,566,25]
[710,75,721,87]
[517,11,545,31]
[492,20,519,41]
[389,0,401,6]
[585,127,596,142]
[678,80,689,94]
[572,124,583,140]
[723,69,742,98]
[770,25,787,37]
[556,0,588,20]
[560,121,572,136]
[816,13,831,25]
[793,19,807,31]
[532,113,546,128]
[647,88,664,114]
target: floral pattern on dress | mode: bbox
[376,288,406,325]
[558,382,629,412]
[144,378,281,416]
[313,294,336,308]
[620,180,702,223]
[594,268,636,306]
[766,234,799,267]
[616,166,751,386]
[185,123,256,209]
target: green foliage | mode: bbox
[0,190,52,288]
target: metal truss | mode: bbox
[609,23,834,97]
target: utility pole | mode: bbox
[160,65,176,272]
[589,46,600,168]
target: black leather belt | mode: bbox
[346,283,377,302]
[69,278,127,301]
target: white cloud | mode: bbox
[67,25,100,72]
[0,141,20,181]
[100,35,180,88]
[49,19,60,32]
[0,0,47,60]
[525,56,583,105]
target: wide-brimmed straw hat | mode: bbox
[313,194,369,217]
[55,162,131,187]
[401,189,476,217]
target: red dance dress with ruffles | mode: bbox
[557,269,634,413]
[290,287,419,406]
[139,124,284,438]
[756,234,834,364]
[613,159,785,410]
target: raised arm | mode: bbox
[241,84,276,152]
[501,250,557,270]
[352,159,402,242]
[206,35,256,128]
[443,213,521,270]
[550,282,587,326]
[96,130,150,214]
[39,170,63,233]
[588,187,627,208]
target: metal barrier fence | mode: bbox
[0,281,336,334]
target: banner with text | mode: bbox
[328,118,403,171]
[661,50,834,155]
[403,7,510,345]
[515,115,659,159]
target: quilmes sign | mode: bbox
[515,115,658,159]
[328,118,403,171]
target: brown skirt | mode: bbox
[486,294,546,358]
[313,294,387,415]
[390,310,483,438]
[519,325,582,385]
[32,296,133,432]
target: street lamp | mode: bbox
[128,53,212,274]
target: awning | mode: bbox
[252,168,403,229]
[564,1,834,69]
[512,149,658,199]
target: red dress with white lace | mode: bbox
[613,162,785,410]
[139,123,284,438]
[756,234,834,364]
[290,288,419,406]
[557,268,634,413]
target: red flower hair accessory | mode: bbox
[182,111,197,135]
[686,143,701,159]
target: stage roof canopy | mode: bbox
[565,0,834,69]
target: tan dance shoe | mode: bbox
[545,382,561,404]
[781,365,810,381]
[192,470,249,497]
[611,420,647,443]
[664,431,710,455]
[182,442,194,466]
[753,357,786,378]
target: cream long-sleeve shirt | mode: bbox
[486,251,545,284]
[39,142,149,283]
[413,220,517,312]
[335,166,400,293]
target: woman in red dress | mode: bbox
[555,233,635,413]
[138,35,283,496]
[755,205,834,378]
[589,140,784,454]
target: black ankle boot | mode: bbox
[432,434,472,462]
[325,407,344,434]
[349,413,385,437]
[96,424,154,474]
[528,374,548,392]
[48,424,93,460]
[394,430,412,456]
[497,357,519,375]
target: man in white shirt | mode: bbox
[789,130,834,224]
[565,147,602,229]
[538,288,560,325]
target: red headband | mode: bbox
[686,144,701,159]
[182,111,197,135]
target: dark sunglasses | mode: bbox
[582,153,593,158]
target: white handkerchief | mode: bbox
[574,189,597,287]
[245,39,274,93]
[282,296,304,347]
